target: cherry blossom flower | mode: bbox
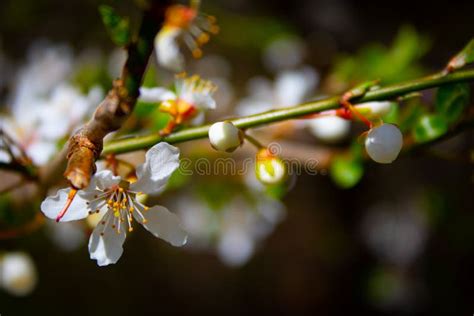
[139,75,216,134]
[40,143,187,266]
[155,4,219,72]
[0,43,103,165]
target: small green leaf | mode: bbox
[398,99,426,132]
[435,83,470,123]
[330,155,364,189]
[447,39,474,70]
[413,114,448,143]
[99,5,131,46]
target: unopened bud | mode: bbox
[208,121,243,152]
[255,149,286,185]
[365,123,403,164]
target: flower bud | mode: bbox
[365,123,403,164]
[0,252,37,296]
[307,116,351,143]
[354,101,394,119]
[208,121,243,152]
[255,149,286,185]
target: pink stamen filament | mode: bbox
[56,189,78,222]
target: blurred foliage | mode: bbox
[208,5,295,57]
[0,194,38,228]
[99,5,131,46]
[412,114,448,143]
[330,142,364,189]
[328,25,430,91]
[435,83,470,124]
[72,61,112,92]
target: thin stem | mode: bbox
[103,69,474,155]
[244,134,265,150]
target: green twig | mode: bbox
[103,69,474,155]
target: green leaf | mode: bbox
[99,5,131,46]
[398,99,426,132]
[330,155,364,189]
[413,114,448,143]
[447,39,474,70]
[435,83,470,123]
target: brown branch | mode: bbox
[64,0,171,189]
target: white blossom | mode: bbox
[173,186,285,267]
[154,5,219,72]
[307,116,351,143]
[139,75,216,126]
[236,66,318,116]
[41,143,187,266]
[0,252,37,296]
[1,43,103,165]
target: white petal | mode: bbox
[131,143,180,194]
[88,212,126,266]
[91,170,122,191]
[139,87,176,103]
[40,188,90,222]
[0,149,12,163]
[26,140,57,166]
[217,229,255,266]
[193,94,216,110]
[155,27,185,72]
[274,66,318,106]
[307,116,351,143]
[136,205,187,246]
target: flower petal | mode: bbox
[88,212,127,266]
[155,26,184,72]
[139,87,176,103]
[130,143,180,194]
[91,170,122,191]
[26,140,57,166]
[40,188,90,222]
[136,205,187,247]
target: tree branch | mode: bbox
[63,0,171,189]
[102,68,474,155]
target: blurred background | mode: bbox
[0,0,473,315]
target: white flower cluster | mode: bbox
[0,43,103,166]
[174,189,285,267]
